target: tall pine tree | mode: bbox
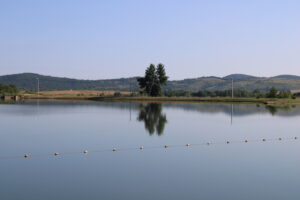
[137,64,168,96]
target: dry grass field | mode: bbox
[291,90,300,94]
[21,90,300,105]
[39,90,130,96]
[22,90,130,99]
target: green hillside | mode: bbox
[0,73,139,91]
[1,73,300,92]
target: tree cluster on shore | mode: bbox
[163,87,294,99]
[0,84,19,96]
[137,64,168,96]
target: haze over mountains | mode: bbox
[1,73,300,92]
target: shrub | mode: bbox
[114,92,122,97]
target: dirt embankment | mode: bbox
[22,90,131,99]
[36,90,130,96]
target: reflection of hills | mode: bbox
[162,103,300,117]
[95,102,300,117]
[1,100,300,117]
[166,103,263,116]
[90,102,300,117]
[0,101,134,116]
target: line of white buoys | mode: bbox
[14,136,299,160]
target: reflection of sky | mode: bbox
[1,101,299,153]
[1,101,300,200]
[1,101,300,117]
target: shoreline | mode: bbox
[21,95,300,106]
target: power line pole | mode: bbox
[231,104,233,125]
[231,78,234,99]
[36,78,39,96]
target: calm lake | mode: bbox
[1,101,300,200]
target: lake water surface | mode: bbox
[1,101,300,200]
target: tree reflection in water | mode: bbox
[265,105,295,116]
[137,103,167,135]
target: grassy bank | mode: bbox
[21,91,300,105]
[23,95,91,100]
[89,96,300,105]
[22,90,129,100]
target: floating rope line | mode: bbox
[0,136,298,160]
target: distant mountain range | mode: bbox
[1,73,300,92]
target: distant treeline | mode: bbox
[0,84,19,96]
[164,87,295,99]
[2,73,300,92]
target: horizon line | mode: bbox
[0,72,300,81]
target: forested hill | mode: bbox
[1,73,300,92]
[0,73,139,91]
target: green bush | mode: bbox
[114,92,122,97]
[0,84,19,96]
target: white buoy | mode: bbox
[54,152,60,156]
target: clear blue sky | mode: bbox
[1,0,299,80]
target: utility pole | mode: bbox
[231,104,233,125]
[231,78,234,99]
[129,80,132,121]
[36,77,40,110]
[130,80,132,95]
[36,78,39,96]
